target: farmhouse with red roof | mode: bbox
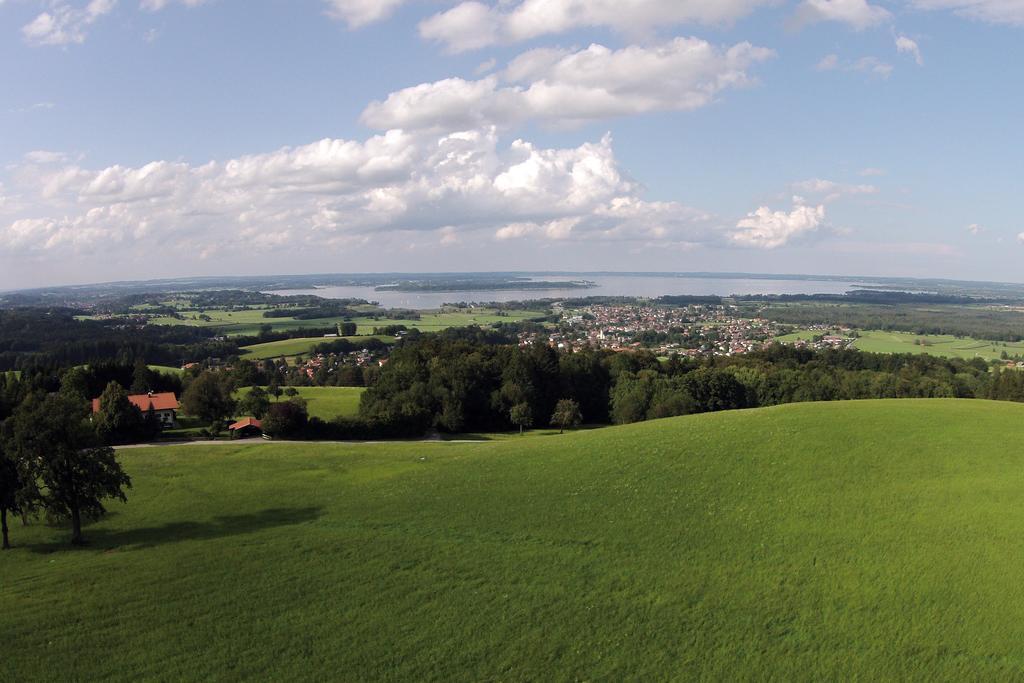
[228,417,263,438]
[91,391,180,428]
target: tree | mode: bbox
[181,371,236,429]
[59,367,91,404]
[268,380,283,402]
[510,402,533,435]
[5,393,131,545]
[550,399,582,434]
[94,381,146,445]
[130,359,154,394]
[236,386,270,419]
[284,387,299,398]
[262,398,308,438]
[0,442,22,550]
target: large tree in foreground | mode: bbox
[6,393,131,546]
[0,442,22,550]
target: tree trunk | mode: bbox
[70,505,84,546]
[519,424,523,435]
[1,507,9,550]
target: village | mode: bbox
[510,303,830,357]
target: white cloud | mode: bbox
[323,0,407,28]
[140,0,208,10]
[9,102,56,114]
[1018,232,1024,244]
[0,128,733,259]
[816,53,893,78]
[816,54,840,71]
[911,0,1024,26]
[362,38,774,131]
[791,0,891,30]
[23,150,71,165]
[895,35,924,65]
[792,178,878,202]
[22,0,117,46]
[968,223,984,235]
[859,167,886,176]
[419,0,774,52]
[475,58,498,75]
[731,198,826,248]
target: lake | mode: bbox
[269,274,865,310]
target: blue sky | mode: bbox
[1,0,1023,289]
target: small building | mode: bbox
[228,417,263,438]
[91,391,180,428]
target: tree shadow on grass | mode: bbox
[25,506,325,554]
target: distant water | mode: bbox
[269,274,863,310]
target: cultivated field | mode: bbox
[140,306,546,337]
[238,335,390,360]
[233,386,365,420]
[7,400,1024,679]
[778,328,1024,360]
[853,330,1024,360]
[349,309,546,334]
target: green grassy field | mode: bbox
[137,307,547,337]
[853,330,1024,360]
[233,386,365,420]
[238,335,390,360]
[349,309,546,335]
[8,399,1024,679]
[147,365,184,377]
[777,328,1024,361]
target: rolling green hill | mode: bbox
[6,400,1024,680]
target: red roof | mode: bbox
[229,417,262,431]
[91,392,179,414]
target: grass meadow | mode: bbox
[232,386,365,420]
[7,399,1024,679]
[777,328,1024,361]
[238,335,391,361]
[138,307,547,337]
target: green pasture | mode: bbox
[233,386,365,421]
[349,309,547,334]
[853,330,1024,360]
[8,400,1024,679]
[147,365,184,377]
[777,328,1024,361]
[141,306,547,337]
[238,335,390,361]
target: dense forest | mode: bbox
[0,309,238,371]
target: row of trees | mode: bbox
[353,333,1016,436]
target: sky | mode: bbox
[1,0,1023,290]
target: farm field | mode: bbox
[147,365,184,376]
[139,307,546,337]
[233,386,365,420]
[238,335,390,361]
[853,330,1024,360]
[349,309,546,335]
[7,400,1024,679]
[777,328,1024,361]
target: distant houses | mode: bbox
[91,391,180,428]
